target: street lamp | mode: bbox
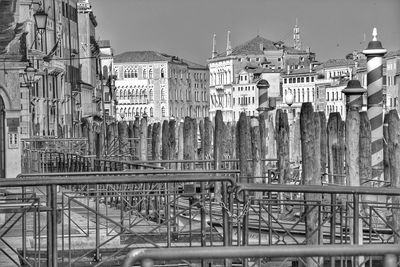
[285,89,294,120]
[24,61,38,137]
[33,7,48,32]
[24,61,37,86]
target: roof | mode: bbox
[214,35,279,58]
[385,50,400,59]
[180,59,207,70]
[114,51,206,69]
[98,40,111,48]
[114,51,172,63]
[283,67,315,76]
[315,59,355,70]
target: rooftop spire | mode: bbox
[293,19,301,50]
[226,30,232,56]
[212,33,217,58]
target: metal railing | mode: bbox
[1,171,399,266]
[122,244,400,267]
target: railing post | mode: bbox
[47,184,57,267]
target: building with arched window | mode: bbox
[208,30,315,122]
[113,51,209,122]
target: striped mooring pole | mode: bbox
[362,28,387,184]
[257,79,270,117]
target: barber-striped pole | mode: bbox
[363,28,387,184]
[257,79,270,115]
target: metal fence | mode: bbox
[0,171,399,266]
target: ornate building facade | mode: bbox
[113,51,209,123]
[208,29,315,122]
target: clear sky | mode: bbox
[92,0,400,65]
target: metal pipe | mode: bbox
[237,183,400,196]
[4,174,236,187]
[17,169,240,178]
[122,244,400,267]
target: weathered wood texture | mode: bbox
[276,110,290,184]
[214,110,224,200]
[359,111,372,186]
[327,113,345,185]
[238,112,251,182]
[387,110,400,244]
[300,103,323,267]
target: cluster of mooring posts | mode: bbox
[10,29,400,267]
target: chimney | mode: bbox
[259,43,264,51]
[226,30,232,56]
[286,65,290,75]
[212,33,217,59]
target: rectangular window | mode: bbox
[311,77,314,82]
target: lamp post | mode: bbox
[24,61,37,137]
[285,89,295,163]
[33,6,48,32]
[120,112,125,121]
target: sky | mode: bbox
[91,0,400,65]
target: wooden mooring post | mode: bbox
[300,102,323,267]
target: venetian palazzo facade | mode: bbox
[113,51,209,123]
[0,0,103,177]
[208,29,315,122]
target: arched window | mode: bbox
[149,69,153,79]
[161,68,165,78]
[124,89,127,99]
[161,88,165,101]
[150,107,154,117]
[143,69,147,79]
[124,69,128,78]
[134,68,138,78]
[161,106,166,117]
[149,89,154,102]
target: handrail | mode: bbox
[16,169,239,178]
[237,183,400,196]
[122,244,400,267]
[7,173,236,187]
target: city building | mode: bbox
[0,0,82,177]
[208,27,315,122]
[98,40,115,121]
[385,50,400,111]
[78,0,101,121]
[113,51,209,123]
[61,0,81,137]
[315,59,356,119]
[231,66,281,121]
[281,67,317,118]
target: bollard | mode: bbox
[343,79,366,266]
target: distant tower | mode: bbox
[226,30,232,56]
[293,18,302,50]
[212,33,217,59]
